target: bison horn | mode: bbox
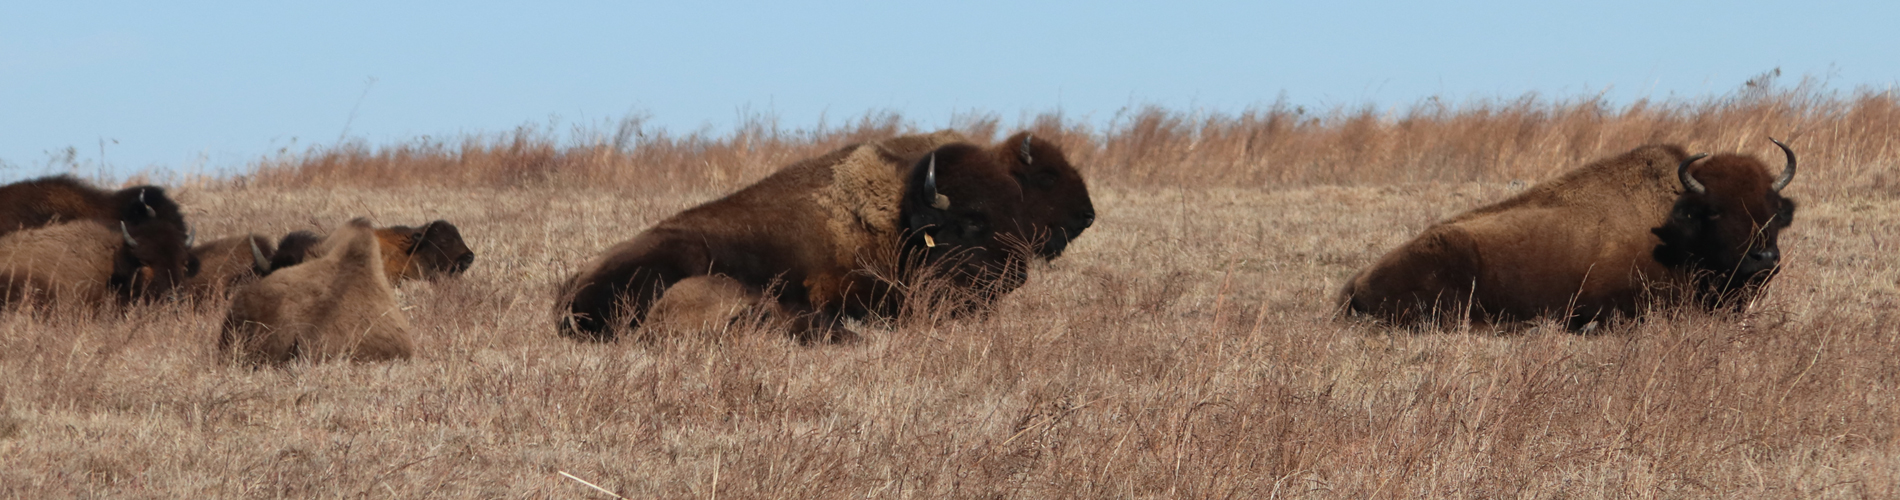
[185,225,196,247]
[120,221,139,248]
[1769,137,1796,192]
[250,237,269,272]
[1678,153,1709,195]
[139,189,157,218]
[1020,133,1035,165]
[925,153,951,210]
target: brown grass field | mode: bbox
[4,81,1899,497]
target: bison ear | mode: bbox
[410,222,442,253]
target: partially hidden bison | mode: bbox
[184,234,275,300]
[1338,139,1799,329]
[268,220,474,284]
[557,130,1095,342]
[220,218,415,366]
[0,175,197,302]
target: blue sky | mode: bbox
[3,1,1894,177]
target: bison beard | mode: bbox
[557,130,1094,342]
[1339,139,1798,329]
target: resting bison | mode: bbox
[1339,139,1798,328]
[2,221,146,305]
[220,218,415,365]
[0,175,197,301]
[184,234,275,300]
[558,130,1095,341]
[268,220,474,284]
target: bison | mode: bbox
[219,218,415,365]
[0,175,197,301]
[557,130,1095,342]
[2,221,146,305]
[184,234,275,300]
[267,220,474,284]
[1338,139,1799,329]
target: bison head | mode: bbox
[999,132,1095,259]
[1651,138,1799,298]
[378,220,476,280]
[269,230,323,272]
[899,144,1032,295]
[107,186,198,301]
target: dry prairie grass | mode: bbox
[3,82,1899,497]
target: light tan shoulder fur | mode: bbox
[815,130,970,267]
[220,218,414,366]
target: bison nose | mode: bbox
[1077,211,1096,230]
[1749,249,1779,263]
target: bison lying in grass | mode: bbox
[1340,139,1799,329]
[558,130,1095,342]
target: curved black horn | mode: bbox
[1769,137,1796,192]
[924,153,951,209]
[120,221,139,248]
[1020,133,1035,165]
[1678,153,1709,195]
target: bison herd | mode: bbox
[0,131,1801,366]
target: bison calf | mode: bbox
[220,218,415,365]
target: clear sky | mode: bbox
[3,1,1894,177]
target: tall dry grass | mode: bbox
[247,76,1900,198]
[3,78,1899,497]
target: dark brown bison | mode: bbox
[0,175,197,302]
[220,218,414,365]
[267,220,474,284]
[184,234,275,300]
[557,130,1095,342]
[1338,139,1799,328]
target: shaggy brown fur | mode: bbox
[0,175,197,301]
[558,129,1096,342]
[184,235,275,300]
[219,218,415,366]
[0,221,124,306]
[1339,141,1799,328]
[266,221,474,284]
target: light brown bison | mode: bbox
[219,218,415,365]
[268,220,474,284]
[641,274,792,339]
[0,175,197,301]
[557,130,1095,341]
[1,221,139,305]
[184,234,275,300]
[1339,139,1798,328]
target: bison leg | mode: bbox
[559,234,706,341]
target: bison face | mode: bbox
[400,220,476,278]
[1001,132,1095,259]
[1652,139,1799,295]
[900,144,1032,295]
[111,220,199,302]
[108,187,198,301]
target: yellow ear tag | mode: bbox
[924,233,937,248]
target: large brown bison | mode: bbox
[220,218,415,365]
[268,220,474,284]
[0,175,197,301]
[1338,139,1799,328]
[2,221,142,305]
[557,130,1095,342]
